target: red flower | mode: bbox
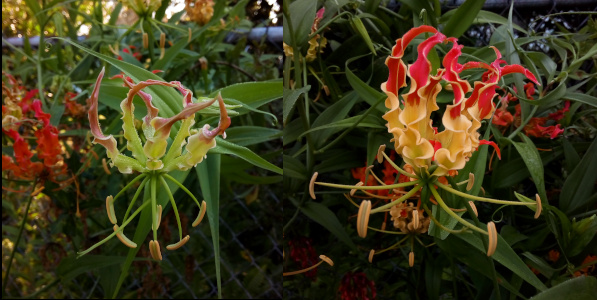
[288,237,319,280]
[338,271,376,300]
[492,108,514,127]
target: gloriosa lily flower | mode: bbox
[309,26,543,263]
[78,67,230,260]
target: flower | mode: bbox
[309,26,543,261]
[185,0,215,26]
[78,67,230,260]
[287,237,319,280]
[283,8,327,62]
[338,271,376,300]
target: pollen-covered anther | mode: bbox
[368,249,375,263]
[166,235,190,250]
[412,209,420,229]
[534,194,542,219]
[142,33,148,49]
[466,173,475,191]
[159,32,166,49]
[351,181,364,196]
[113,225,137,248]
[487,221,497,257]
[357,200,372,238]
[153,204,162,230]
[192,200,207,227]
[309,172,318,199]
[106,195,117,224]
[102,158,112,174]
[187,27,192,43]
[409,251,415,267]
[469,201,478,217]
[319,255,334,266]
[377,144,386,164]
[150,240,163,260]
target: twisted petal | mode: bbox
[88,67,119,158]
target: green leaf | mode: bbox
[454,223,548,291]
[563,92,597,108]
[57,255,128,282]
[283,85,311,124]
[294,200,357,251]
[224,126,281,147]
[283,0,317,48]
[211,138,282,175]
[568,215,597,257]
[196,154,222,299]
[530,276,597,300]
[516,80,567,106]
[283,155,307,180]
[345,55,386,112]
[559,137,597,214]
[310,92,359,148]
[510,134,547,206]
[351,16,377,55]
[211,80,283,111]
[441,0,486,38]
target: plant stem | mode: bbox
[2,178,38,296]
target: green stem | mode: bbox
[423,204,470,234]
[436,182,536,206]
[151,174,157,241]
[428,185,487,235]
[381,151,419,179]
[2,179,38,296]
[316,179,419,191]
[110,173,146,204]
[162,173,201,207]
[122,176,149,221]
[77,198,151,257]
[370,185,422,213]
[159,176,183,241]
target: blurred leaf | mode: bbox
[283,0,317,48]
[522,252,556,278]
[283,85,311,124]
[211,80,283,110]
[211,138,282,175]
[559,137,597,214]
[563,92,597,108]
[345,55,385,112]
[291,199,357,251]
[510,134,547,205]
[454,223,548,291]
[283,155,307,180]
[567,215,597,257]
[350,16,377,55]
[57,255,127,282]
[530,276,597,300]
[310,92,359,148]
[196,154,222,299]
[225,126,281,147]
[441,0,486,38]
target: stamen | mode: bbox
[153,204,162,230]
[357,200,372,238]
[149,240,156,259]
[466,173,474,191]
[188,27,192,43]
[319,255,334,266]
[368,249,375,263]
[469,201,478,217]
[143,33,148,49]
[377,145,386,164]
[159,32,166,49]
[113,225,137,248]
[534,194,542,219]
[31,186,45,197]
[154,240,163,260]
[409,251,414,267]
[102,158,112,174]
[167,235,190,250]
[106,195,117,224]
[487,221,497,257]
[309,172,318,199]
[350,181,364,196]
[413,209,419,229]
[192,200,207,227]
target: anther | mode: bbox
[469,201,478,217]
[143,33,148,49]
[409,251,414,267]
[309,172,318,199]
[113,225,136,248]
[319,255,334,266]
[466,173,474,191]
[351,181,364,196]
[167,235,190,250]
[534,194,542,219]
[153,204,162,230]
[368,249,375,263]
[106,195,117,224]
[192,200,207,227]
[102,158,112,174]
[188,27,192,43]
[377,144,386,164]
[412,209,419,229]
[357,200,372,238]
[487,221,497,257]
